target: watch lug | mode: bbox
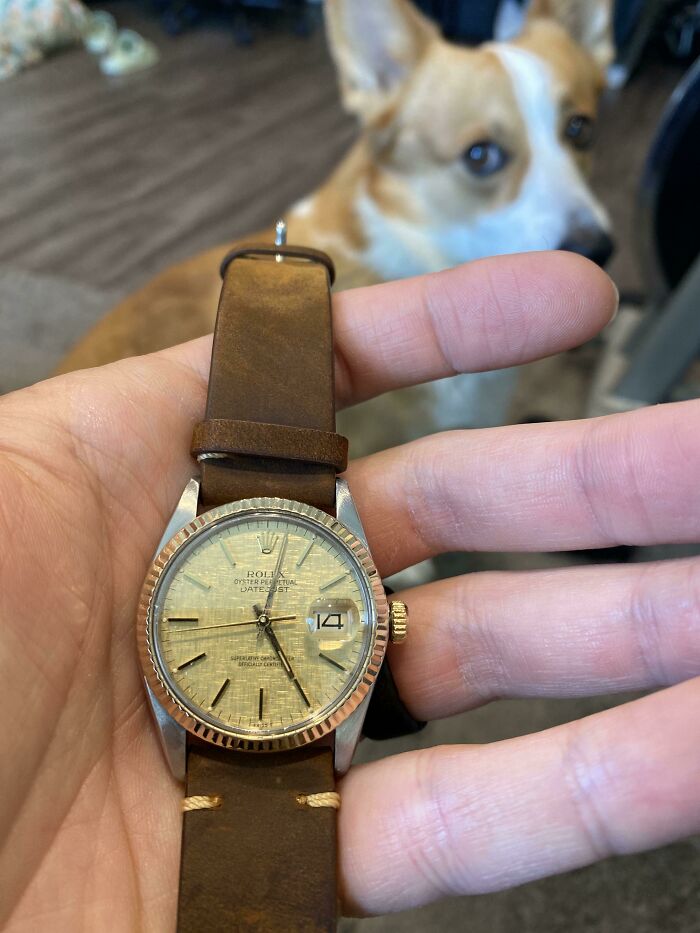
[336,478,368,546]
[154,476,200,557]
[147,479,198,779]
[334,683,375,775]
[334,479,379,773]
[145,683,186,782]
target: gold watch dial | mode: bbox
[146,504,379,742]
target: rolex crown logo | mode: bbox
[257,532,278,555]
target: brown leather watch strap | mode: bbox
[178,242,342,932]
[194,247,341,512]
[178,739,338,933]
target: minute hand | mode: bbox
[266,625,310,707]
[263,622,293,677]
[263,533,288,617]
[253,602,311,708]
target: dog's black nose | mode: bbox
[559,229,616,267]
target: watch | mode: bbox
[137,223,409,932]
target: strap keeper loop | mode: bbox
[192,419,348,474]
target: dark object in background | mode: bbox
[149,0,313,40]
[615,0,651,49]
[413,0,658,48]
[664,1,700,59]
[413,0,502,42]
[150,0,202,35]
[590,56,700,414]
[610,1,700,87]
[609,56,700,406]
[223,0,313,44]
[638,53,700,295]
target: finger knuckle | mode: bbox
[560,722,621,862]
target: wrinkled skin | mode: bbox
[2,252,700,932]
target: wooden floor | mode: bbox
[0,5,355,297]
[1,8,697,933]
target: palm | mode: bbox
[2,254,700,930]
[0,352,208,931]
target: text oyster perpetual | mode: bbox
[137,224,408,932]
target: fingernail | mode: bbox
[606,276,620,327]
[609,280,620,321]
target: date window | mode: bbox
[307,598,358,646]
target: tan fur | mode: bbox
[57,1,611,376]
[323,0,438,125]
[513,19,604,177]
[516,19,605,108]
[527,0,614,69]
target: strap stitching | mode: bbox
[296,792,341,810]
[182,792,340,811]
[182,794,223,812]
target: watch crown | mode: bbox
[389,601,408,644]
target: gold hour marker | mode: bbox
[219,540,236,568]
[296,540,314,568]
[183,572,211,591]
[319,572,349,592]
[257,532,278,555]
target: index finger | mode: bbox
[331,250,618,407]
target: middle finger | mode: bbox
[347,398,700,576]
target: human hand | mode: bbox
[1,252,698,930]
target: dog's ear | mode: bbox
[325,0,439,124]
[495,0,614,70]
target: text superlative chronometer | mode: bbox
[137,227,408,932]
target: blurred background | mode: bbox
[2,0,700,930]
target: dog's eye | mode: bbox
[565,114,595,151]
[463,141,509,177]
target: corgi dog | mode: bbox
[58,0,614,452]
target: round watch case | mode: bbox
[137,496,389,753]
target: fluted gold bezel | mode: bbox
[137,497,388,753]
